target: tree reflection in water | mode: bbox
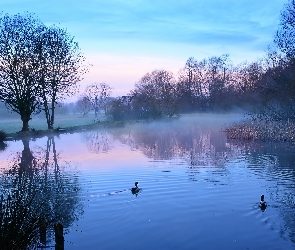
[114,122,243,166]
[0,136,83,250]
[82,129,112,153]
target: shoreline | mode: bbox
[2,120,129,142]
[4,114,293,144]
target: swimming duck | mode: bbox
[259,195,267,210]
[131,182,140,194]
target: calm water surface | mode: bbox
[0,114,295,249]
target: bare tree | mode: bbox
[76,95,92,116]
[85,83,112,117]
[0,13,42,131]
[0,13,88,131]
[36,25,88,129]
[205,54,233,109]
[177,57,207,111]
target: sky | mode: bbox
[0,0,287,99]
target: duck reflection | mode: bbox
[0,136,83,250]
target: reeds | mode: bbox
[225,119,295,142]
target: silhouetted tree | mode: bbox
[36,25,87,129]
[132,70,178,118]
[109,95,133,120]
[177,57,207,112]
[206,54,232,109]
[0,13,87,131]
[234,60,264,108]
[246,1,295,122]
[0,13,43,131]
[85,83,112,117]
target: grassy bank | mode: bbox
[225,119,295,143]
[0,114,108,134]
[0,112,249,142]
[0,114,124,141]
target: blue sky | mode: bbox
[1,0,286,97]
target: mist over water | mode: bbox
[0,113,294,249]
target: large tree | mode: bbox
[0,13,87,131]
[36,25,87,129]
[0,14,43,131]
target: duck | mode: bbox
[259,195,267,210]
[131,182,140,194]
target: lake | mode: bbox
[0,114,295,250]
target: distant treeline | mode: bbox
[109,55,260,120]
[107,49,294,122]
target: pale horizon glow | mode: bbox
[1,0,286,100]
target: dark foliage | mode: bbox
[0,130,5,142]
[0,13,87,131]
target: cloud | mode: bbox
[1,0,284,47]
[48,0,283,60]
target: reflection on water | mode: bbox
[109,119,246,167]
[0,136,83,249]
[82,130,112,153]
[0,114,295,249]
[243,142,295,244]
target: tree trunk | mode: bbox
[21,115,30,132]
[49,94,56,129]
[44,100,52,129]
[95,96,98,117]
[39,77,52,130]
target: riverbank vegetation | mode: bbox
[225,120,295,142]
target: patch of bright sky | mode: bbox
[1,0,286,98]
